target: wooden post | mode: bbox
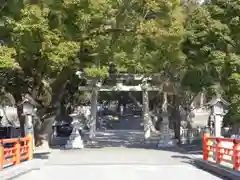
[202,132,209,160]
[0,141,4,170]
[13,139,21,165]
[233,140,240,171]
[27,135,33,160]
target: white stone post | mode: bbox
[142,79,151,140]
[25,115,34,150]
[214,114,223,137]
[200,92,204,107]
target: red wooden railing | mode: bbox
[203,133,240,171]
[0,135,33,170]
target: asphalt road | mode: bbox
[9,130,223,180]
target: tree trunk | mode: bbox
[171,95,181,144]
[35,115,55,148]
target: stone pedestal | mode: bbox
[65,127,84,149]
[25,115,35,150]
[65,118,84,149]
[158,114,176,147]
[214,114,223,137]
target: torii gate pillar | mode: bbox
[88,79,101,141]
[142,78,151,140]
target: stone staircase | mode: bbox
[50,130,163,148]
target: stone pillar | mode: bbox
[142,79,151,140]
[158,92,176,147]
[214,114,222,137]
[89,87,98,140]
[200,92,204,107]
[25,115,34,149]
[212,114,223,161]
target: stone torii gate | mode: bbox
[76,72,173,143]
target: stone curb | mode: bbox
[194,158,240,180]
[0,159,45,180]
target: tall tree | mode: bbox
[1,0,187,144]
[183,0,240,125]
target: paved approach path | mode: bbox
[10,130,222,180]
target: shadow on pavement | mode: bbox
[34,152,51,159]
[178,144,202,155]
[171,155,233,180]
[171,155,192,160]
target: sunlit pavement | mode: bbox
[5,130,223,180]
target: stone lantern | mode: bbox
[65,113,84,149]
[206,95,229,137]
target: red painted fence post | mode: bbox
[216,138,222,164]
[233,139,240,171]
[203,132,209,160]
[13,139,21,165]
[0,140,4,170]
[27,135,33,160]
